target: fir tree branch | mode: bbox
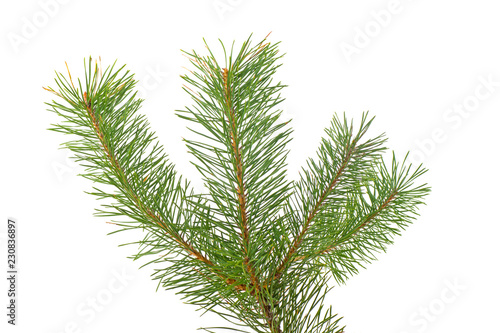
[272,113,386,282]
[178,35,292,331]
[221,66,254,284]
[45,35,430,333]
[221,64,277,331]
[45,59,249,295]
[83,88,217,269]
[290,152,429,284]
[321,156,429,283]
[274,129,358,280]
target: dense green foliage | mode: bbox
[44,35,430,332]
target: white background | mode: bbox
[1,0,499,332]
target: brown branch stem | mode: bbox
[222,67,280,332]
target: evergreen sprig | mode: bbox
[44,34,430,333]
